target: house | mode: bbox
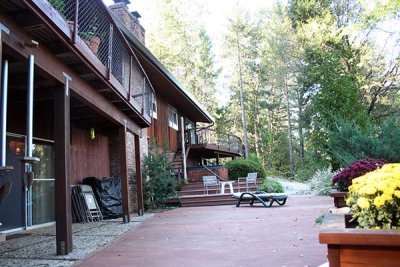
[109,1,243,183]
[0,0,151,255]
[0,0,242,255]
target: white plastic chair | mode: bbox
[237,172,258,192]
[202,175,219,195]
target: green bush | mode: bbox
[226,158,266,180]
[327,116,400,166]
[258,177,284,193]
[143,143,175,209]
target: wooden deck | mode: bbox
[173,179,264,207]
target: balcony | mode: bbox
[185,128,243,159]
[27,0,153,126]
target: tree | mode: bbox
[145,0,219,114]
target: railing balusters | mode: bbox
[108,24,113,80]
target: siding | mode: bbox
[70,126,110,184]
[148,95,180,152]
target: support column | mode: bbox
[119,121,130,223]
[180,117,187,181]
[135,133,144,216]
[54,73,72,255]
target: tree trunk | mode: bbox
[236,33,249,159]
[284,76,294,176]
[253,82,260,159]
[298,90,304,165]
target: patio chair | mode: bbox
[203,175,219,195]
[233,191,288,208]
[237,172,258,192]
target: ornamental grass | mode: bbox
[346,163,400,229]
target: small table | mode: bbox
[220,181,235,194]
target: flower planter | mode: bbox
[319,213,400,267]
[330,189,347,208]
[83,36,101,55]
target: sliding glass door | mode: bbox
[32,141,55,225]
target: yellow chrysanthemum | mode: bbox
[394,190,400,198]
[357,197,370,209]
[373,196,385,207]
[359,184,377,195]
[346,197,354,205]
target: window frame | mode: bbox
[152,94,158,119]
[168,106,179,130]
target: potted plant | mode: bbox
[320,163,400,266]
[330,158,387,208]
[79,17,102,55]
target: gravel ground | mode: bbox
[271,178,312,195]
[0,214,154,267]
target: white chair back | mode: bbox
[246,172,258,182]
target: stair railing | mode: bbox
[201,158,223,181]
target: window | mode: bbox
[152,94,158,119]
[168,106,178,130]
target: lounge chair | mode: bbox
[203,175,219,195]
[237,172,258,192]
[233,191,288,208]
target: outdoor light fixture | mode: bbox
[90,128,95,140]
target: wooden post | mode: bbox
[180,117,187,180]
[72,0,79,43]
[119,121,130,223]
[135,133,144,216]
[54,73,72,255]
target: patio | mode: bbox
[0,195,332,267]
[78,195,331,267]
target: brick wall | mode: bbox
[187,167,229,183]
[109,3,145,45]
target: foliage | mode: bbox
[294,153,329,182]
[328,116,400,166]
[309,167,339,195]
[145,0,219,114]
[142,144,175,209]
[226,158,266,180]
[258,177,284,193]
[333,158,387,192]
[347,163,400,229]
[145,0,400,182]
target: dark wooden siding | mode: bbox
[7,101,54,140]
[70,126,110,184]
[148,95,180,152]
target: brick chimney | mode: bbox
[109,0,145,45]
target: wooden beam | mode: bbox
[119,125,130,222]
[135,133,144,216]
[54,75,72,255]
[1,15,146,134]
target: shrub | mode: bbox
[309,167,339,195]
[328,116,400,166]
[143,144,175,209]
[258,177,284,193]
[226,158,266,180]
[332,158,387,191]
[347,163,400,229]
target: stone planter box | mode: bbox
[330,189,347,208]
[319,213,400,267]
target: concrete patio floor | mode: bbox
[77,195,332,267]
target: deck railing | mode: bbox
[44,0,153,119]
[186,128,243,155]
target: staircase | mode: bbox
[171,152,183,174]
[178,179,264,207]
